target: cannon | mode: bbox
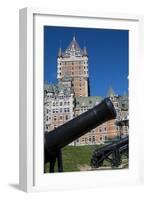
[90,136,129,168]
[44,98,116,173]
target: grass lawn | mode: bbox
[62,145,99,172]
[45,144,128,173]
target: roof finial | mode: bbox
[59,39,62,48]
[83,45,87,56]
[58,48,62,57]
[73,34,76,41]
[83,40,88,56]
[58,40,62,57]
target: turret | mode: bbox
[58,47,62,57]
[83,46,88,56]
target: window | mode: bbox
[64,108,66,112]
[122,103,125,108]
[116,103,118,107]
[66,115,68,120]
[92,136,95,142]
[104,127,107,132]
[125,126,128,131]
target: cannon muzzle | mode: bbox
[45,98,116,153]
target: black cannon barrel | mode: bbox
[45,98,116,153]
[92,136,128,156]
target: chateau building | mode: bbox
[44,83,74,132]
[57,36,89,97]
[44,37,129,145]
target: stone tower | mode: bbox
[57,36,89,97]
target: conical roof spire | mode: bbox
[58,47,62,57]
[83,46,88,56]
[123,90,127,96]
[62,36,84,57]
[107,86,115,97]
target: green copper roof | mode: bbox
[60,76,72,82]
[44,83,73,96]
[75,96,103,108]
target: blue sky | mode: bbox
[44,26,128,97]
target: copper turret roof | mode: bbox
[62,36,86,58]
